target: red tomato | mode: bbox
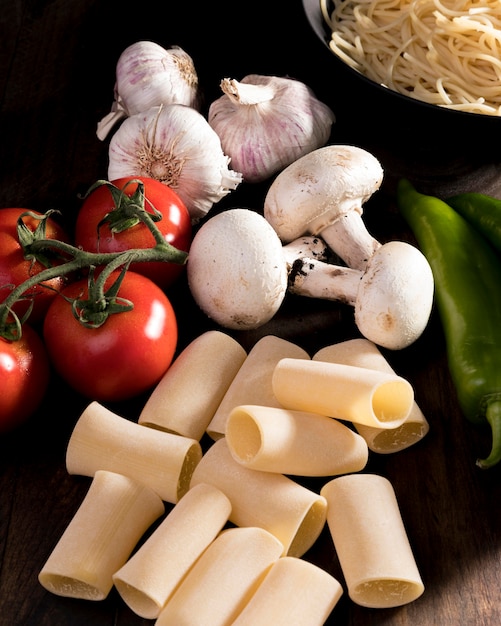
[74,177,191,290]
[43,271,177,402]
[0,208,70,323]
[0,324,50,434]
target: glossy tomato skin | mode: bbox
[0,208,69,323]
[43,271,178,402]
[0,324,50,434]
[74,177,192,290]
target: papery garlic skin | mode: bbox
[208,75,335,183]
[108,104,243,223]
[97,41,200,141]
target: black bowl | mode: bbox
[302,0,501,196]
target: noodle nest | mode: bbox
[321,0,501,116]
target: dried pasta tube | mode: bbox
[113,482,231,619]
[138,331,247,440]
[38,470,164,601]
[272,358,413,429]
[190,438,327,557]
[321,474,425,608]
[155,526,283,626]
[66,401,202,503]
[206,335,309,440]
[231,556,343,626]
[313,338,429,453]
[226,404,368,476]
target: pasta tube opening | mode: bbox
[351,577,424,608]
[368,421,429,453]
[371,380,414,423]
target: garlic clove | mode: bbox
[97,41,200,141]
[208,74,335,183]
[96,94,127,141]
[107,104,243,223]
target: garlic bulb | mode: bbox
[108,104,243,223]
[97,41,200,140]
[208,75,335,183]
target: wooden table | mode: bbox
[1,1,501,624]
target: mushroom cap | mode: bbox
[263,144,384,243]
[187,208,288,330]
[354,241,435,350]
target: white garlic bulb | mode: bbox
[108,104,243,223]
[208,75,335,183]
[97,41,200,140]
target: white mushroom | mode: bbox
[282,241,435,350]
[188,209,433,348]
[187,211,331,330]
[264,144,383,270]
[187,208,288,330]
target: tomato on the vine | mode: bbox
[0,208,70,323]
[74,177,192,290]
[0,324,50,434]
[43,270,178,402]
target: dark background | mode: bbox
[1,1,501,625]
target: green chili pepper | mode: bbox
[447,191,501,255]
[397,178,501,469]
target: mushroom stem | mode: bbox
[320,211,381,270]
[282,236,330,262]
[282,241,434,350]
[282,247,360,306]
[264,144,384,270]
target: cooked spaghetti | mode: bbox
[321,0,501,115]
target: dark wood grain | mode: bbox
[1,1,501,625]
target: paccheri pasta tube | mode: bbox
[66,401,202,503]
[313,339,429,452]
[206,335,309,440]
[38,470,164,601]
[321,473,425,608]
[138,331,247,440]
[190,438,327,557]
[272,358,413,429]
[231,556,343,626]
[113,482,232,619]
[155,526,283,626]
[226,404,368,475]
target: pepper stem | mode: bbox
[476,397,501,469]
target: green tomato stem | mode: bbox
[0,179,188,339]
[0,238,187,336]
[81,178,169,247]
